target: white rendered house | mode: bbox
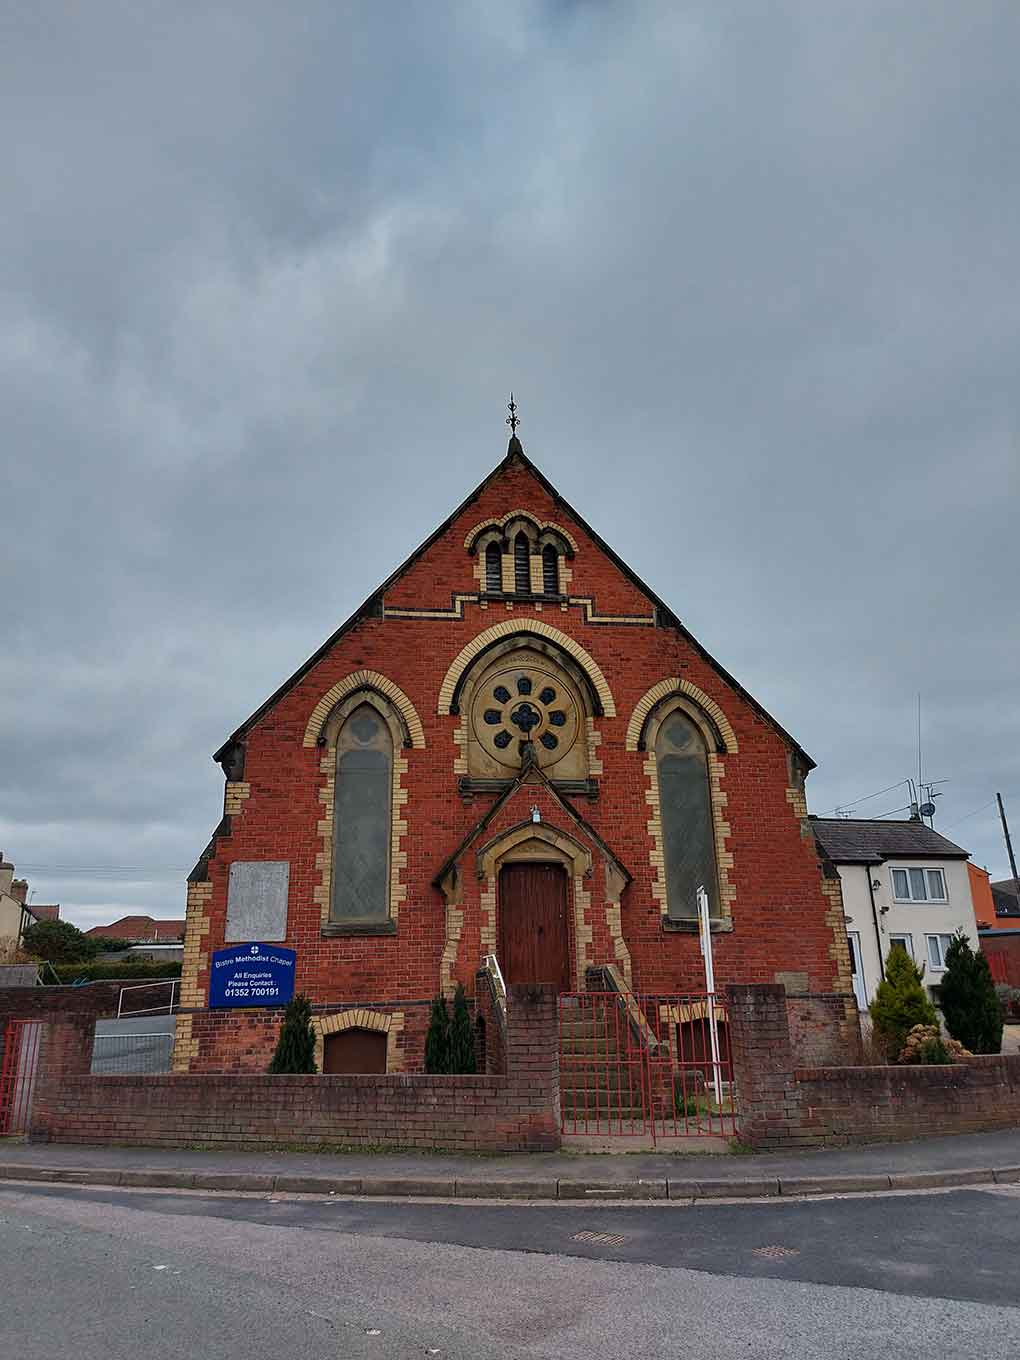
[811,818,979,1012]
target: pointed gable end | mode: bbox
[213,435,812,770]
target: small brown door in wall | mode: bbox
[322,1028,387,1074]
[498,862,571,990]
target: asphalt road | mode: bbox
[1,1180,1019,1360]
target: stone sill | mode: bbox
[661,916,733,934]
[321,921,397,938]
[478,591,567,604]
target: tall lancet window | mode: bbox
[485,541,502,593]
[656,710,719,920]
[514,532,530,593]
[331,705,391,923]
[542,543,559,595]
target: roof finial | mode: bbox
[506,392,520,437]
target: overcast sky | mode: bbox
[3,3,1018,928]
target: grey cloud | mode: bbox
[2,2,1017,925]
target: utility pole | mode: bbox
[997,793,1020,910]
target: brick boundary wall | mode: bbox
[0,984,128,1079]
[0,983,125,1025]
[27,984,560,1153]
[785,992,861,1067]
[729,983,1020,1150]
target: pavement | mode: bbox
[2,1126,1019,1200]
[2,1175,1019,1358]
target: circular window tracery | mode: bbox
[469,664,581,770]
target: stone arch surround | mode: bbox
[625,677,738,754]
[437,621,616,718]
[311,1008,405,1072]
[303,670,426,749]
[463,510,579,554]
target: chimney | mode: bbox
[10,879,29,904]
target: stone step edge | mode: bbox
[0,1162,1015,1201]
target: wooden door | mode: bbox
[322,1028,387,1074]
[498,862,571,990]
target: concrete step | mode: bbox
[560,1076,646,1096]
[558,1023,628,1041]
[560,1039,631,1060]
[561,1102,647,1121]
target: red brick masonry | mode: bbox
[17,983,1020,1153]
[29,983,560,1154]
[728,983,1020,1150]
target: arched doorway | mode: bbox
[322,1028,388,1074]
[498,862,570,990]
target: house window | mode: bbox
[656,709,719,919]
[513,533,531,594]
[484,542,502,593]
[888,933,914,960]
[541,544,559,595]
[890,867,947,902]
[330,705,391,923]
[926,933,954,971]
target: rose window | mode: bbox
[470,667,581,770]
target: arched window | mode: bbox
[513,533,530,594]
[655,710,719,920]
[541,544,559,595]
[484,541,502,593]
[331,704,392,923]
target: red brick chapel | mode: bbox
[174,427,854,1073]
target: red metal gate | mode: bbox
[559,991,736,1141]
[0,1021,44,1137]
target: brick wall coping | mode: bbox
[795,1055,1020,1082]
[55,1072,509,1089]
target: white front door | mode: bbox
[847,931,868,1011]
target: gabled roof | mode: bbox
[213,436,814,769]
[85,915,186,941]
[27,904,59,923]
[431,757,632,890]
[811,817,969,865]
[991,879,1020,918]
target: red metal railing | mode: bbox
[559,991,736,1141]
[0,1020,44,1137]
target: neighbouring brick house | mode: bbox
[84,915,186,943]
[174,433,855,1075]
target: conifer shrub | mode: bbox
[268,994,317,1074]
[424,995,451,1073]
[869,946,937,1061]
[939,931,1003,1054]
[448,982,477,1074]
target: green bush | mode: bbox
[939,932,1003,1054]
[899,1025,957,1064]
[448,983,477,1074]
[869,946,937,1060]
[268,994,317,1074]
[50,960,181,984]
[21,919,99,964]
[424,995,451,1073]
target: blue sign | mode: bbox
[209,942,296,1008]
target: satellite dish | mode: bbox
[919,802,937,818]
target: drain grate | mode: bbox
[752,1244,800,1261]
[572,1230,629,1247]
